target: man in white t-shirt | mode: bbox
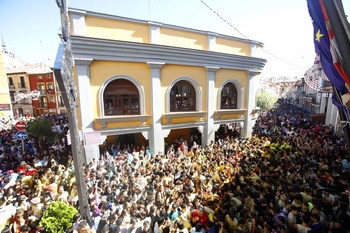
[294,215,311,233]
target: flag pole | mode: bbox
[323,0,350,85]
[332,85,350,155]
[323,0,350,155]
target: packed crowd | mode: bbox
[0,102,349,233]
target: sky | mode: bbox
[1,0,349,79]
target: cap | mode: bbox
[30,197,41,204]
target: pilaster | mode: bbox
[147,62,165,154]
[243,71,259,138]
[74,58,98,163]
[203,66,219,145]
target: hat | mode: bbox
[30,197,41,204]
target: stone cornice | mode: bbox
[71,36,266,72]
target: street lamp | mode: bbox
[54,0,92,225]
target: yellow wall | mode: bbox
[216,37,250,56]
[76,13,252,57]
[160,28,207,50]
[85,16,149,43]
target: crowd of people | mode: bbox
[0,102,349,233]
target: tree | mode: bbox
[256,90,278,111]
[39,201,78,233]
[27,118,58,151]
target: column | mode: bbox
[75,58,99,163]
[147,62,165,155]
[243,71,259,138]
[203,66,219,145]
[149,22,161,44]
[207,32,217,51]
[70,9,87,36]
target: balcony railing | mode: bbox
[8,84,15,89]
[18,99,30,104]
[18,83,26,88]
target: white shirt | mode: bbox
[297,224,311,233]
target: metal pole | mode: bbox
[53,0,92,225]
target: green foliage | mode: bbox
[39,201,78,233]
[27,118,57,144]
[256,90,278,111]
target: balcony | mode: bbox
[8,84,15,89]
[39,103,48,108]
[18,99,30,105]
[18,83,26,88]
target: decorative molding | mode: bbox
[248,70,261,77]
[74,58,93,66]
[163,111,206,123]
[216,109,247,119]
[197,125,204,134]
[162,129,171,138]
[96,115,150,127]
[147,62,165,69]
[205,66,220,73]
[141,131,149,140]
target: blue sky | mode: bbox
[1,0,349,79]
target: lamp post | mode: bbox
[53,0,92,225]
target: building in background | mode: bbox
[0,41,13,122]
[2,39,66,118]
[29,67,58,116]
[7,68,33,117]
[67,8,266,160]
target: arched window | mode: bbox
[221,82,237,109]
[103,79,139,115]
[170,80,196,112]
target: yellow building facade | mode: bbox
[68,9,266,158]
[0,49,13,121]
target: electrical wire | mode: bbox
[198,0,307,69]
